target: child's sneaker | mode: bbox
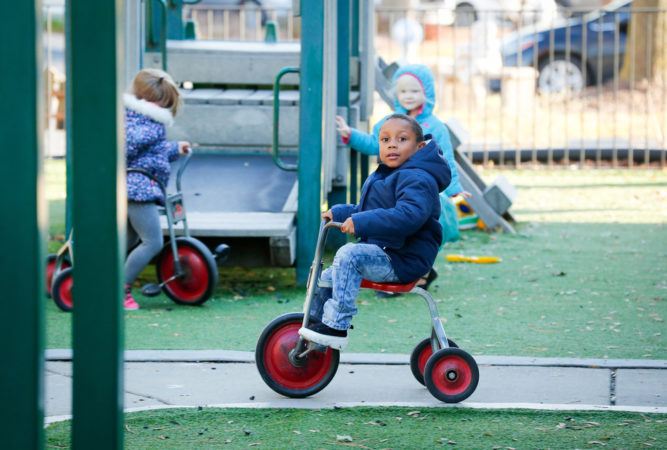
[124,285,140,311]
[299,321,348,350]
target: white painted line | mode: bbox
[45,401,667,425]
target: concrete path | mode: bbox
[45,350,667,422]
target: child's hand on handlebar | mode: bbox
[322,210,333,221]
[178,141,191,155]
[341,217,355,235]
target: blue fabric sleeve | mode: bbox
[430,121,463,197]
[348,121,383,156]
[352,173,437,240]
[165,141,180,162]
[331,204,358,223]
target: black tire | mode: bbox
[410,336,458,386]
[46,254,71,298]
[52,267,74,312]
[156,237,218,305]
[256,313,340,398]
[424,348,479,403]
[455,3,477,27]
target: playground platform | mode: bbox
[45,350,667,422]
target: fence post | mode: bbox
[68,0,125,448]
[0,1,45,448]
[296,0,325,284]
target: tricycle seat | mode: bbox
[360,279,418,293]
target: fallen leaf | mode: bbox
[336,435,353,442]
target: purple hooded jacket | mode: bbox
[124,93,179,204]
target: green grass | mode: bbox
[45,407,667,449]
[45,162,667,358]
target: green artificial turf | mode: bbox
[46,407,667,449]
[45,164,667,358]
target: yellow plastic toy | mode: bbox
[446,254,501,264]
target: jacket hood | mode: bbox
[124,93,174,126]
[388,139,451,192]
[392,64,437,121]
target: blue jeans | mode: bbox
[309,243,399,330]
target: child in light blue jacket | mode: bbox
[336,64,468,289]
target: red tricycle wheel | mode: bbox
[52,268,74,312]
[156,237,218,305]
[46,254,71,298]
[424,347,479,403]
[256,313,339,398]
[410,336,458,386]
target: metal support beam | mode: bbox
[327,0,352,250]
[69,0,125,448]
[296,0,324,284]
[1,1,45,448]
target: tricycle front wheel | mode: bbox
[256,313,339,398]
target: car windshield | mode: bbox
[582,0,631,23]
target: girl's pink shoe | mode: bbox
[124,285,140,310]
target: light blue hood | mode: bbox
[392,64,437,120]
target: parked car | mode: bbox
[497,0,630,93]
[421,0,559,27]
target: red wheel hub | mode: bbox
[46,259,70,292]
[430,354,473,396]
[159,246,209,303]
[262,322,335,390]
[58,275,73,309]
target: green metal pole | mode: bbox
[0,1,45,448]
[296,0,324,284]
[349,0,360,203]
[327,0,351,250]
[69,0,125,448]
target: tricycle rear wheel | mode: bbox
[410,336,458,386]
[156,237,218,305]
[52,267,74,312]
[424,347,479,403]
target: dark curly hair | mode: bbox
[383,113,424,142]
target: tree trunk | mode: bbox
[620,0,667,83]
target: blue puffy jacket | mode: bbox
[124,94,180,204]
[331,139,451,283]
[347,64,463,197]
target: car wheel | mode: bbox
[455,3,477,27]
[537,55,586,94]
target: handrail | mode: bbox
[272,66,300,171]
[175,150,192,192]
[155,0,169,70]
